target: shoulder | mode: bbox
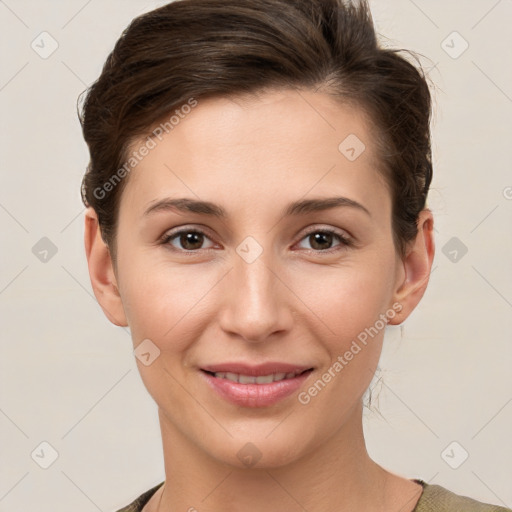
[413,481,512,512]
[113,482,164,512]
[112,479,512,512]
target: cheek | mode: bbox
[295,267,389,417]
[117,234,396,353]
[117,255,218,347]
[290,259,392,400]
[293,261,392,342]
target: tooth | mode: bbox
[212,371,303,383]
[239,374,257,384]
[255,374,274,384]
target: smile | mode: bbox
[200,368,314,407]
[206,370,307,384]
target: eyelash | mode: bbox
[159,226,354,255]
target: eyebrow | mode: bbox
[143,196,371,218]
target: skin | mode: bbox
[85,88,435,512]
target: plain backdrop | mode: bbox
[0,1,511,511]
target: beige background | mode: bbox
[0,0,511,510]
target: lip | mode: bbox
[199,363,314,408]
[200,362,312,376]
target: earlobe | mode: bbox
[84,207,128,327]
[388,209,435,326]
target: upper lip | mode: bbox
[201,362,313,376]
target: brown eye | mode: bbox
[162,229,215,251]
[297,229,352,252]
[309,232,334,250]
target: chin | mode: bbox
[210,429,313,471]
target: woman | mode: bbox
[80,0,510,510]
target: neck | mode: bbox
[153,402,418,512]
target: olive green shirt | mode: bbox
[114,479,512,511]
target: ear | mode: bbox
[84,207,128,327]
[388,209,435,325]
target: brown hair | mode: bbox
[79,0,433,261]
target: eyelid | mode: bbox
[294,225,353,251]
[159,225,217,252]
[160,224,354,253]
[299,224,351,240]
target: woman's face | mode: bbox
[104,89,425,468]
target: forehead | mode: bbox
[120,88,390,220]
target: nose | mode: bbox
[217,248,295,343]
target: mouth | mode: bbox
[199,364,314,407]
[201,368,313,384]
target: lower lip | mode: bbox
[200,370,313,407]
